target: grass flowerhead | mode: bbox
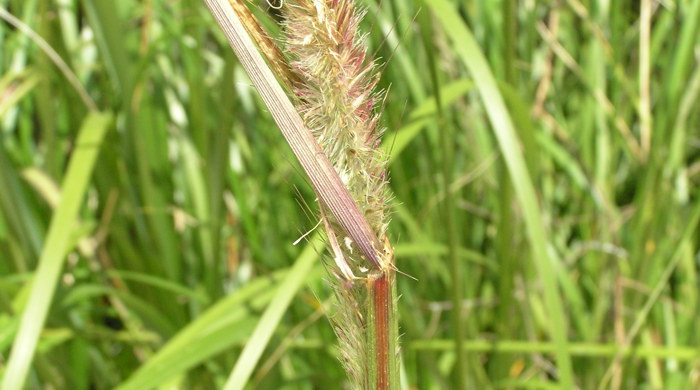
[284,1,399,388]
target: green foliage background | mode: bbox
[1,0,699,389]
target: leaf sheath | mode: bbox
[203,0,384,269]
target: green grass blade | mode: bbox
[384,79,474,162]
[417,5,466,387]
[408,339,700,360]
[105,270,207,304]
[0,69,41,119]
[666,0,700,106]
[1,112,111,390]
[115,270,287,390]
[79,0,132,94]
[223,234,322,390]
[116,240,322,390]
[426,1,574,387]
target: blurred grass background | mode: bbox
[1,0,699,389]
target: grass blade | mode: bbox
[114,257,321,390]
[223,234,322,390]
[1,112,111,390]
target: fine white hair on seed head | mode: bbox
[264,0,284,10]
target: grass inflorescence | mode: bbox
[283,1,398,388]
[284,0,390,271]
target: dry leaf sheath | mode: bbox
[203,0,386,269]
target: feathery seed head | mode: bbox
[283,1,394,387]
[285,0,389,262]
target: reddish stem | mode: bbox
[370,271,391,390]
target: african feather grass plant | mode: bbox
[204,0,399,388]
